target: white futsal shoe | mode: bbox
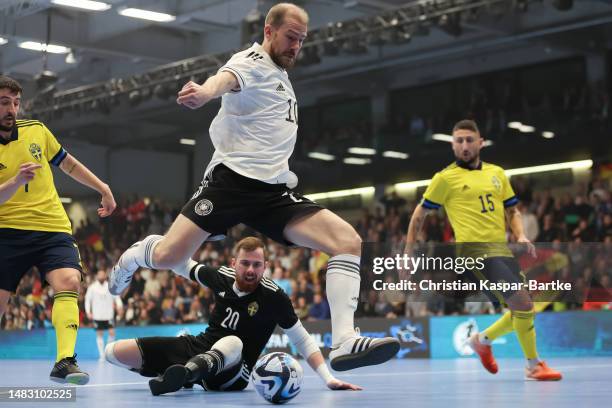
[329,328,400,371]
[108,241,141,295]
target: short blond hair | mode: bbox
[265,2,309,27]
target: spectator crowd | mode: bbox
[2,168,611,330]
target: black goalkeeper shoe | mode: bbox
[149,365,189,396]
[49,355,90,385]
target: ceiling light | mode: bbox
[19,41,70,54]
[51,0,111,11]
[347,147,376,155]
[504,160,592,176]
[308,152,335,161]
[0,37,7,45]
[542,131,555,139]
[343,157,371,165]
[306,160,593,201]
[305,187,374,201]
[119,8,176,22]
[507,121,522,129]
[180,138,196,146]
[432,133,453,142]
[519,124,535,133]
[382,151,409,159]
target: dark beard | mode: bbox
[269,50,294,69]
[457,156,480,168]
[0,122,14,132]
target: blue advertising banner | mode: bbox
[430,311,612,359]
[0,324,208,360]
[0,317,430,360]
[4,312,610,360]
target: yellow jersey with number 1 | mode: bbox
[0,120,72,234]
[421,161,519,257]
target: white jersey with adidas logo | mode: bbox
[205,42,299,185]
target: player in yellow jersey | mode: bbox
[0,76,116,384]
[405,119,561,381]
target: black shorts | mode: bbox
[181,164,324,245]
[136,335,249,391]
[0,228,83,292]
[466,256,526,306]
[93,320,114,330]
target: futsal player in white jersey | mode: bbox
[85,269,123,360]
[110,2,399,371]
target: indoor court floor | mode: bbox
[0,357,609,407]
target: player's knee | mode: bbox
[507,291,533,311]
[214,335,243,366]
[53,273,81,292]
[105,341,139,370]
[332,232,362,256]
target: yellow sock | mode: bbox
[483,311,513,341]
[52,291,79,362]
[512,309,538,359]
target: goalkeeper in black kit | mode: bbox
[104,237,362,395]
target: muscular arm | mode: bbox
[0,177,21,204]
[176,71,240,109]
[0,163,41,204]
[59,154,116,216]
[506,205,536,256]
[405,204,433,245]
[505,206,526,240]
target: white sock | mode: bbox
[122,235,163,270]
[210,335,243,369]
[478,333,492,345]
[96,336,105,359]
[173,259,198,280]
[527,357,541,369]
[326,254,361,347]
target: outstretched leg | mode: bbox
[109,215,210,295]
[284,209,400,371]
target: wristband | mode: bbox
[315,363,334,384]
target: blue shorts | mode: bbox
[465,256,525,306]
[0,228,83,292]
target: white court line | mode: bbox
[304,363,612,379]
[47,363,612,388]
[80,381,148,388]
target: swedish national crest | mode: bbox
[29,143,42,161]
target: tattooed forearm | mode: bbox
[413,215,426,236]
[67,163,77,174]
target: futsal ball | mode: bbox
[251,352,303,404]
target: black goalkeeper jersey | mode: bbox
[189,264,298,370]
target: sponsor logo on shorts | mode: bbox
[195,199,214,216]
